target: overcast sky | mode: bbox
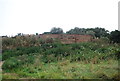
[0,0,119,36]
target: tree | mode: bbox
[109,30,120,43]
[66,27,109,38]
[86,27,109,38]
[36,33,38,35]
[42,32,51,34]
[17,33,23,36]
[50,27,63,34]
[17,33,22,36]
[66,27,86,35]
[86,30,95,37]
[93,27,109,38]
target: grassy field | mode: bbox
[1,37,120,80]
[2,59,119,79]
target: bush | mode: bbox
[2,50,17,60]
[109,30,120,43]
[2,57,21,70]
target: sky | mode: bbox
[0,0,119,36]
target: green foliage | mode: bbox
[36,33,38,35]
[66,27,109,38]
[2,57,21,70]
[86,30,95,37]
[66,27,86,35]
[2,38,13,46]
[2,54,36,71]
[38,38,45,44]
[109,30,120,43]
[92,27,109,38]
[2,46,42,61]
[3,59,119,79]
[50,27,63,34]
[17,33,23,36]
[42,32,51,34]
[2,50,18,60]
[3,42,119,62]
[2,42,120,79]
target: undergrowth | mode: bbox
[2,41,120,79]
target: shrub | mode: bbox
[2,50,17,60]
[2,57,21,70]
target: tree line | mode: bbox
[43,27,120,43]
[2,27,120,43]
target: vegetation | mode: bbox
[1,27,120,79]
[66,27,109,38]
[109,30,120,43]
[2,41,120,79]
[43,27,64,34]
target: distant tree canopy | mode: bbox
[17,33,22,36]
[3,27,120,44]
[50,27,63,34]
[109,30,120,43]
[66,27,86,35]
[36,33,38,35]
[66,27,109,38]
[42,27,116,40]
[42,32,51,34]
[91,27,109,38]
[42,27,63,34]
